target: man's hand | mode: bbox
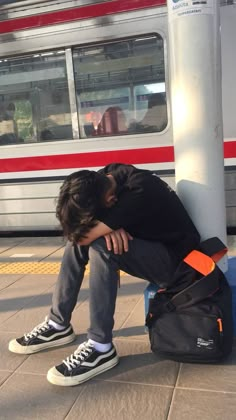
[77,222,133,253]
[104,228,133,254]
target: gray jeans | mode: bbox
[49,237,178,343]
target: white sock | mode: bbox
[88,339,112,353]
[48,319,66,331]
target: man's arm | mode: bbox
[78,222,113,246]
[78,222,133,254]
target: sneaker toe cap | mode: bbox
[47,366,68,386]
[8,338,26,354]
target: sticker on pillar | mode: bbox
[168,0,214,20]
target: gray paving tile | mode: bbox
[43,242,66,261]
[177,348,236,392]
[66,381,174,420]
[0,237,65,262]
[115,280,146,312]
[168,389,236,420]
[0,370,12,386]
[0,332,28,372]
[118,274,146,292]
[113,312,133,333]
[0,372,82,420]
[0,275,56,326]
[98,338,180,387]
[0,274,24,291]
[0,238,26,254]
[0,274,56,303]
[1,275,89,333]
[0,290,54,333]
[115,296,148,340]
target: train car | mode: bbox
[0,0,235,232]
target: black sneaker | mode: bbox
[8,319,76,354]
[47,340,119,386]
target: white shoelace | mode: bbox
[24,319,50,341]
[63,341,94,371]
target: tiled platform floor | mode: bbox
[0,236,236,420]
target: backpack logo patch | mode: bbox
[197,337,214,349]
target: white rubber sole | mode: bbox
[8,332,76,354]
[47,355,119,386]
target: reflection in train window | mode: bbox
[0,35,166,145]
[0,52,72,145]
[73,35,167,138]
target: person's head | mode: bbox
[5,102,16,119]
[56,169,117,242]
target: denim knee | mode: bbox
[88,237,108,256]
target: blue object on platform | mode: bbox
[144,256,236,335]
[225,256,236,335]
[144,283,159,319]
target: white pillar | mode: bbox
[167,0,227,271]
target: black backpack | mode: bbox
[146,237,234,363]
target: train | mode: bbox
[0,0,235,232]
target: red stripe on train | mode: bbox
[0,146,174,173]
[0,0,166,34]
[224,141,236,159]
[0,141,236,174]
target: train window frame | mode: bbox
[0,32,168,146]
[72,34,168,139]
[0,49,73,146]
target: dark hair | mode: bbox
[7,102,16,112]
[40,129,54,141]
[56,170,111,242]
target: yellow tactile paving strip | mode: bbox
[0,262,126,275]
[0,262,90,275]
[0,262,63,274]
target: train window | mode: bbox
[73,35,167,138]
[0,51,72,145]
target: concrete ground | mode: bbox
[0,236,236,420]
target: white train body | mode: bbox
[0,0,235,231]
